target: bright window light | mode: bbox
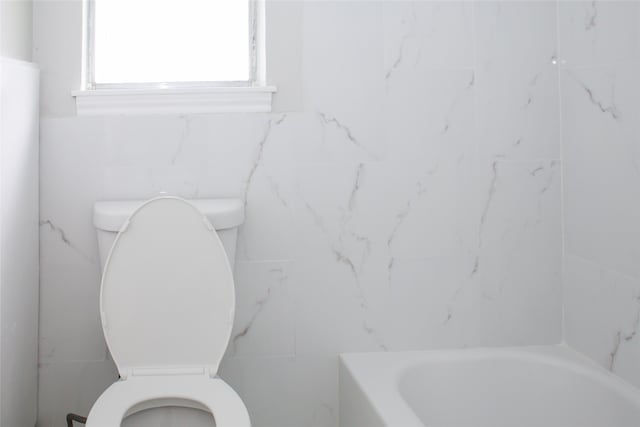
[92,0,251,85]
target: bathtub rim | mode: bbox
[339,344,640,427]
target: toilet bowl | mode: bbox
[86,197,250,427]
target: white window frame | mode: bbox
[73,0,275,115]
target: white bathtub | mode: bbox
[339,345,640,427]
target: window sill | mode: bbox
[72,86,277,116]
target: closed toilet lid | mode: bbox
[100,197,235,378]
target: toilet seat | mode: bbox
[86,197,250,426]
[99,197,236,377]
[86,375,250,427]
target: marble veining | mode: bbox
[342,163,373,275]
[385,3,417,82]
[317,112,378,160]
[40,219,96,264]
[562,0,640,391]
[231,267,288,355]
[311,402,335,427]
[243,114,288,206]
[386,180,427,282]
[581,82,619,120]
[442,72,474,136]
[347,163,364,212]
[536,161,557,195]
[567,71,620,120]
[523,72,541,109]
[584,2,598,31]
[171,116,192,165]
[563,0,640,386]
[301,197,369,313]
[473,161,500,277]
[609,295,640,371]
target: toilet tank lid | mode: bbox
[94,198,244,232]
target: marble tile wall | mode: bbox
[561,1,640,389]
[35,1,563,426]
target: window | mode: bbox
[74,0,275,115]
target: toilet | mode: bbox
[86,197,251,427]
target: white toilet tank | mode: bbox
[93,198,244,271]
